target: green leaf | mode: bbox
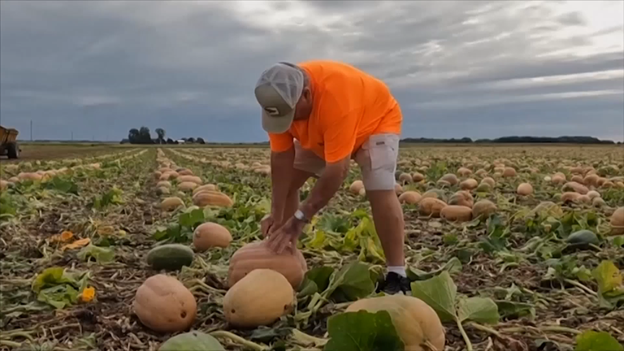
[77,244,115,264]
[495,300,536,320]
[44,177,79,194]
[575,330,623,351]
[611,236,624,247]
[410,271,457,322]
[592,260,622,293]
[31,267,89,309]
[31,267,74,293]
[324,310,404,351]
[37,284,80,309]
[457,297,500,324]
[308,266,335,291]
[324,262,375,302]
[179,208,205,228]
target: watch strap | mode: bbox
[294,209,310,223]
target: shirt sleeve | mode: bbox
[323,110,359,163]
[268,132,294,152]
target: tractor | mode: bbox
[0,125,20,159]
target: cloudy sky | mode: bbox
[1,1,623,142]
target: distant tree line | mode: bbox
[121,127,205,145]
[401,136,618,145]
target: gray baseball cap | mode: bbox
[254,62,305,134]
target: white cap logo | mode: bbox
[264,106,280,116]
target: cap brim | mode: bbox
[262,110,295,134]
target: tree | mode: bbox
[138,126,153,144]
[196,137,205,144]
[166,138,175,144]
[187,137,195,144]
[128,128,139,143]
[155,128,166,144]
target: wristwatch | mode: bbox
[294,209,310,223]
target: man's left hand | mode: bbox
[266,216,306,254]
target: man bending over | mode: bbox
[254,60,409,294]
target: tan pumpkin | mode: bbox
[177,175,202,185]
[193,184,218,195]
[349,180,364,195]
[459,178,478,191]
[562,181,589,195]
[18,172,42,181]
[561,192,582,204]
[156,180,172,188]
[394,183,403,195]
[412,172,425,182]
[133,274,197,333]
[228,241,307,289]
[472,199,497,219]
[586,190,601,200]
[177,169,194,176]
[517,183,533,196]
[161,197,185,211]
[502,167,517,177]
[439,173,458,185]
[457,167,472,177]
[192,191,233,208]
[398,173,412,184]
[223,269,294,328]
[398,191,421,204]
[448,191,473,208]
[481,177,496,188]
[610,207,624,235]
[418,198,447,217]
[345,295,445,351]
[441,205,473,222]
[178,182,198,192]
[193,222,232,250]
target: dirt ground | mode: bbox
[0,144,124,163]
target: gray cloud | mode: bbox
[1,0,622,142]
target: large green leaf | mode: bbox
[457,297,500,324]
[324,310,404,351]
[325,262,375,302]
[410,271,457,322]
[575,330,623,351]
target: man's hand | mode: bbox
[260,214,275,237]
[266,217,306,254]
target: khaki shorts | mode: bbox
[294,133,400,191]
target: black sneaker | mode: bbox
[377,272,411,295]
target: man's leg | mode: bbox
[355,133,409,294]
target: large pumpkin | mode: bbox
[133,274,197,333]
[228,240,307,289]
[345,295,445,351]
[223,269,294,328]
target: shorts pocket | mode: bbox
[368,134,398,171]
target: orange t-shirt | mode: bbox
[267,60,402,163]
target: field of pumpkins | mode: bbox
[1,144,623,351]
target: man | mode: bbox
[254,60,409,294]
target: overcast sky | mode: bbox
[1,1,623,142]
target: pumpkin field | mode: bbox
[1,144,623,351]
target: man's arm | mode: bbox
[298,156,350,220]
[297,107,359,220]
[270,147,295,224]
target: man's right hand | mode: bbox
[260,214,275,237]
